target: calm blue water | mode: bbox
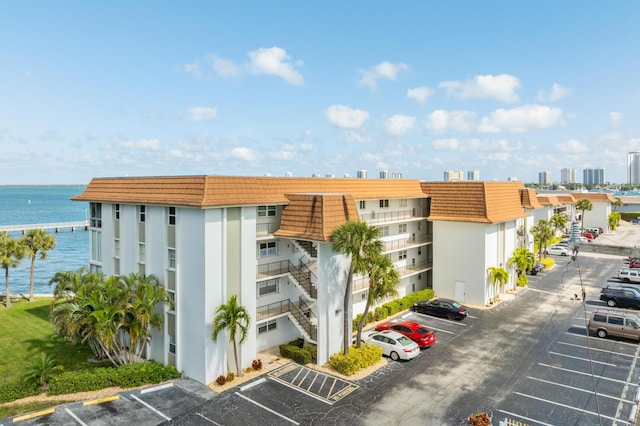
[0,185,88,295]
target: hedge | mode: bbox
[47,361,181,395]
[279,339,313,365]
[0,379,40,404]
[352,288,435,331]
[328,344,383,376]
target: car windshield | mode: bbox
[397,336,414,346]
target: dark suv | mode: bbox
[600,286,640,309]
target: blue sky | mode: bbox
[1,1,639,185]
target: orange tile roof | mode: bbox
[71,175,428,207]
[572,192,616,203]
[555,194,576,204]
[520,189,543,209]
[420,181,528,223]
[274,194,360,242]
[536,195,561,206]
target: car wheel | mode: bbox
[597,329,607,338]
[561,252,567,256]
[390,351,400,361]
[446,313,456,321]
[607,299,616,307]
[624,278,631,283]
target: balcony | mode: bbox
[257,260,317,299]
[359,208,428,224]
[352,261,432,291]
[382,234,432,252]
[257,298,317,341]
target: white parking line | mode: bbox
[130,394,171,421]
[557,341,640,359]
[140,382,174,394]
[64,408,88,426]
[195,412,223,425]
[410,312,467,326]
[548,351,617,366]
[615,343,640,422]
[565,331,640,348]
[527,376,634,404]
[496,409,554,426]
[423,325,455,335]
[235,392,299,425]
[513,392,626,424]
[538,363,639,386]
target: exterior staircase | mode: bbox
[294,239,317,259]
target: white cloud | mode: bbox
[228,147,256,161]
[206,54,242,78]
[425,110,477,134]
[342,130,370,143]
[358,61,408,90]
[600,111,624,142]
[248,47,304,85]
[558,139,590,153]
[407,86,433,104]
[187,107,218,122]
[478,104,564,133]
[299,142,312,152]
[432,138,461,151]
[537,83,571,102]
[119,139,161,150]
[384,114,416,136]
[182,63,202,78]
[439,74,521,103]
[325,105,369,129]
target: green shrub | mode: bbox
[328,344,383,376]
[0,379,40,403]
[516,274,528,287]
[279,343,312,365]
[374,306,388,321]
[303,341,318,363]
[47,361,181,396]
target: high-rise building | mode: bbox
[629,152,640,184]
[443,170,464,181]
[357,170,367,179]
[467,170,480,181]
[583,167,605,185]
[506,176,518,182]
[560,168,576,184]
[538,171,551,185]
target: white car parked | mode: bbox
[545,245,569,256]
[362,330,420,361]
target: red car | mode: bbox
[582,232,594,240]
[630,260,640,269]
[374,321,436,348]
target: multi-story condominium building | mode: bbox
[443,170,464,181]
[629,152,640,184]
[560,168,576,185]
[583,167,605,185]
[72,176,432,386]
[538,171,551,185]
[467,170,480,181]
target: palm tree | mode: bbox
[608,211,621,231]
[549,214,567,238]
[0,232,25,307]
[486,266,509,301]
[212,295,251,377]
[21,229,56,301]
[576,198,593,232]
[531,219,553,259]
[24,353,64,392]
[613,197,622,211]
[331,220,383,356]
[355,253,399,348]
[507,248,535,287]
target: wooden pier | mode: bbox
[0,221,89,234]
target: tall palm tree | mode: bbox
[549,214,567,238]
[355,253,399,348]
[0,232,25,307]
[331,220,383,356]
[576,198,593,231]
[212,295,251,377]
[21,229,56,301]
[507,248,535,286]
[486,266,509,301]
[613,197,622,211]
[531,219,553,259]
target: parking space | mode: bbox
[496,308,640,425]
[267,363,359,404]
[398,310,474,343]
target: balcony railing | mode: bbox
[256,222,280,237]
[256,300,290,321]
[352,260,433,292]
[257,260,317,299]
[256,299,317,341]
[359,208,428,224]
[382,234,432,251]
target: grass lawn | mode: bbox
[0,297,96,383]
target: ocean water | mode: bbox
[0,185,89,295]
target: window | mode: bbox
[379,199,389,208]
[626,319,638,328]
[168,292,176,311]
[168,248,176,269]
[138,243,146,263]
[608,316,623,326]
[114,204,120,220]
[417,221,422,231]
[258,319,277,334]
[168,207,176,225]
[359,200,366,209]
[379,226,389,237]
[398,224,407,233]
[139,205,146,222]
[114,239,120,258]
[259,241,278,257]
[592,314,606,323]
[418,274,422,280]
[258,205,276,217]
[361,292,368,301]
[258,279,279,296]
[90,230,102,262]
[398,250,407,260]
[418,248,422,255]
[169,335,176,354]
[399,198,408,207]
[90,203,102,228]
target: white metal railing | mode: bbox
[0,221,89,233]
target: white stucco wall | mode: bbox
[583,202,611,232]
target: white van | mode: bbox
[618,268,640,284]
[588,309,640,341]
